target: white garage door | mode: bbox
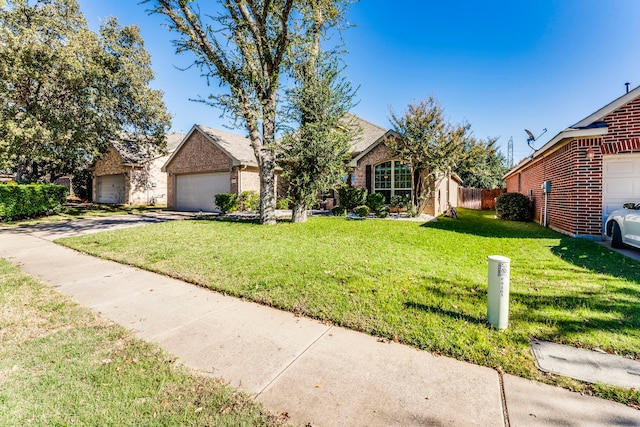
[602,154,640,228]
[176,172,230,212]
[96,174,126,204]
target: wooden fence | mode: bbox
[458,188,505,210]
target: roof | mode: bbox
[342,113,390,155]
[503,86,640,178]
[163,125,258,171]
[111,132,184,165]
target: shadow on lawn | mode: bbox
[403,301,486,326]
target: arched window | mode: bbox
[373,160,411,203]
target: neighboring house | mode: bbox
[347,115,462,217]
[163,117,461,216]
[503,85,640,239]
[162,125,266,212]
[92,132,183,205]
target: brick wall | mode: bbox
[165,130,233,175]
[353,143,395,188]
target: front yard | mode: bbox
[59,208,640,406]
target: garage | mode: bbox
[96,174,126,204]
[176,172,230,212]
[602,154,640,229]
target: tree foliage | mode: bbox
[456,136,508,189]
[0,0,171,182]
[278,0,356,223]
[387,97,468,210]
[147,0,354,224]
[146,0,296,224]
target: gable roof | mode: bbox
[163,125,258,171]
[342,113,390,155]
[503,87,640,178]
[111,131,184,166]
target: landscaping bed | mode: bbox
[58,209,640,407]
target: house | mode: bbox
[503,85,640,239]
[163,117,462,216]
[92,132,182,205]
[162,125,266,212]
[346,115,462,217]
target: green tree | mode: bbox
[0,0,171,182]
[146,0,296,225]
[456,136,509,189]
[387,97,468,211]
[278,0,357,223]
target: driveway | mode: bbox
[0,211,196,241]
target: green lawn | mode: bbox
[58,209,640,406]
[0,259,288,426]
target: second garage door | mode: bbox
[602,153,640,229]
[176,172,230,212]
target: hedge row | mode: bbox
[0,184,68,221]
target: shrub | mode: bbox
[331,205,346,216]
[276,197,290,210]
[214,193,239,214]
[390,194,410,209]
[375,204,390,218]
[337,186,367,210]
[366,193,385,213]
[354,205,370,218]
[495,192,533,222]
[0,183,68,221]
[240,190,259,211]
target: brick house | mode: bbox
[92,132,182,205]
[347,115,462,216]
[163,117,461,215]
[504,86,640,239]
[162,124,269,212]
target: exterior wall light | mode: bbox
[586,147,595,161]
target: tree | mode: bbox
[456,136,509,189]
[278,0,357,223]
[146,0,352,224]
[387,97,468,211]
[146,0,296,225]
[0,0,171,182]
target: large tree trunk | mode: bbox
[258,151,277,225]
[291,203,308,223]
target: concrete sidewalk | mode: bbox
[1,217,639,426]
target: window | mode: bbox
[374,160,412,203]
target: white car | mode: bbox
[605,203,640,249]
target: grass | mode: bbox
[0,258,289,426]
[0,204,166,227]
[57,208,640,407]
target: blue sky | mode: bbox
[78,0,640,163]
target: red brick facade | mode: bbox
[505,95,640,238]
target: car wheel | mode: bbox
[611,222,625,249]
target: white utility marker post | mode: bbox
[487,255,511,330]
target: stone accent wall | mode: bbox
[239,167,261,193]
[165,131,233,175]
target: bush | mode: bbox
[0,183,68,221]
[331,205,346,216]
[240,190,259,211]
[276,197,290,210]
[214,193,239,213]
[390,194,410,209]
[337,186,367,210]
[354,205,370,218]
[375,204,390,218]
[495,192,533,222]
[366,193,385,213]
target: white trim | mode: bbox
[349,129,400,167]
[504,127,608,178]
[573,85,640,128]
